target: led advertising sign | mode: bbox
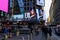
[0,0,8,12]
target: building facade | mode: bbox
[49,0,55,24]
[53,0,60,24]
[50,0,60,24]
[9,0,36,15]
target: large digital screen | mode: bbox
[12,14,24,21]
[0,0,8,12]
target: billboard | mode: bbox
[36,9,40,20]
[36,0,45,6]
[36,9,43,20]
[0,0,8,12]
[12,14,24,21]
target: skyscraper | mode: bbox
[53,0,60,24]
[50,0,60,24]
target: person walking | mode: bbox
[3,23,8,40]
[48,27,52,40]
[41,26,48,40]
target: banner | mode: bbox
[0,0,8,12]
[36,9,43,20]
[36,9,40,20]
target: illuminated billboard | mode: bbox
[36,9,43,20]
[12,14,24,21]
[0,0,8,12]
[36,0,45,6]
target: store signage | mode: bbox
[25,12,31,18]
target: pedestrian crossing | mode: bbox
[0,30,60,40]
[7,34,31,40]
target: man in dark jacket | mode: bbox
[48,27,52,40]
[41,26,48,40]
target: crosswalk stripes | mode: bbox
[0,30,60,40]
[8,34,33,40]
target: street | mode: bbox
[0,0,60,40]
[0,29,60,40]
